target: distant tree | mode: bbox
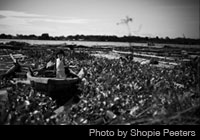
[0,33,7,39]
[165,36,170,40]
[57,36,66,40]
[145,36,149,41]
[28,34,37,40]
[0,33,13,39]
[156,36,159,40]
[0,33,200,45]
[66,35,72,40]
[39,33,50,40]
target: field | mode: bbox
[0,41,200,125]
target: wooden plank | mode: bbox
[11,78,31,85]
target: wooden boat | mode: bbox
[27,69,82,105]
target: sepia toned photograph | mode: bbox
[0,0,199,127]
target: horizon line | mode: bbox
[0,33,199,40]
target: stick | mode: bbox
[9,54,17,64]
[136,106,152,118]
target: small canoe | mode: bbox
[27,71,82,105]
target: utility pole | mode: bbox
[117,16,133,54]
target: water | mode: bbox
[0,39,141,47]
[1,39,199,48]
[0,39,200,48]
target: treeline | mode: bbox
[0,33,199,45]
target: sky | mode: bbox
[0,0,199,38]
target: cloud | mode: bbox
[0,10,89,24]
[28,18,88,24]
[0,10,43,18]
[0,10,90,35]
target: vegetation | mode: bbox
[0,45,199,125]
[0,33,200,45]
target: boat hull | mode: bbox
[27,72,82,105]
